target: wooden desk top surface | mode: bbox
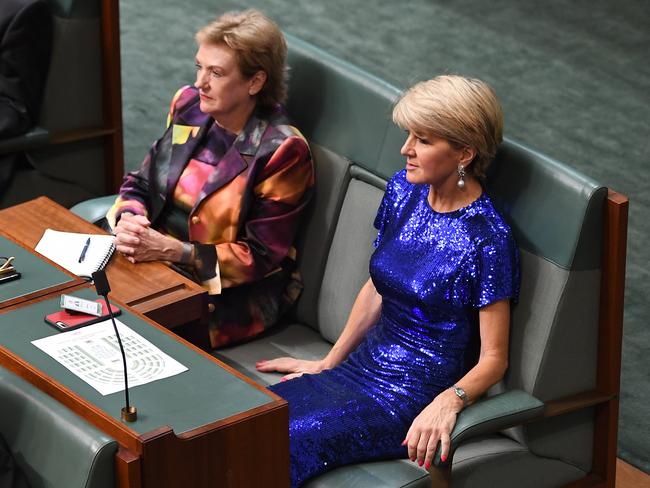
[0,197,207,328]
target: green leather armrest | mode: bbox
[0,127,50,155]
[434,389,544,467]
[0,366,117,488]
[70,194,117,225]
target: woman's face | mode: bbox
[194,42,264,124]
[400,131,472,187]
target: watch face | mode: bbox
[454,386,467,403]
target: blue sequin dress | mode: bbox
[270,170,520,487]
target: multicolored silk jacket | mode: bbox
[106,86,314,347]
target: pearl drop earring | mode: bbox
[457,164,466,188]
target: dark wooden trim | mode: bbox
[543,391,614,418]
[127,283,207,329]
[138,402,289,488]
[100,0,125,193]
[116,447,142,488]
[598,191,628,397]
[591,191,628,488]
[49,127,116,145]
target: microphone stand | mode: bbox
[92,270,137,422]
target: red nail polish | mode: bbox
[410,456,416,462]
[441,455,447,462]
[280,377,287,382]
[418,459,424,467]
[425,462,431,470]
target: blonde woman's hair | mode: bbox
[392,75,503,178]
[196,9,288,109]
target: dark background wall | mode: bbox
[118,0,650,472]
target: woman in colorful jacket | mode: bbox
[106,10,314,349]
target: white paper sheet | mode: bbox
[32,319,188,395]
[35,229,115,277]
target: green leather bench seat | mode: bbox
[0,366,116,488]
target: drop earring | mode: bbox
[457,164,466,188]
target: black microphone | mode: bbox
[91,270,137,422]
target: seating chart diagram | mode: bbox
[33,319,188,395]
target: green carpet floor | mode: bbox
[119,0,650,473]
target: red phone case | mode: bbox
[45,300,121,331]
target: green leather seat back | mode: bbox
[0,366,116,488]
[286,35,401,171]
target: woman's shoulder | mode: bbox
[257,104,310,153]
[166,86,205,126]
[264,105,306,139]
[464,193,517,249]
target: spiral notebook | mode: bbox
[35,229,115,278]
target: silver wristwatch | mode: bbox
[452,385,468,407]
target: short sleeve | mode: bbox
[471,231,520,308]
[373,193,390,248]
[373,171,402,247]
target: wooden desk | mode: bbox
[0,288,289,488]
[0,197,207,329]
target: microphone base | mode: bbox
[121,406,138,422]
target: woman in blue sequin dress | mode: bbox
[257,75,520,487]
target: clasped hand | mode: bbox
[402,388,462,470]
[114,213,177,263]
[256,357,327,382]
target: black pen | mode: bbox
[79,237,91,263]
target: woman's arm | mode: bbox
[256,277,382,380]
[106,86,191,229]
[190,136,313,293]
[404,299,510,469]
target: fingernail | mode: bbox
[280,377,287,382]
[410,456,416,462]
[425,462,431,470]
[441,455,447,462]
[401,439,407,446]
[418,459,424,467]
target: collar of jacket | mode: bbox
[168,104,276,214]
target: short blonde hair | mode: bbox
[392,75,503,178]
[196,9,287,109]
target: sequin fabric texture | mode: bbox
[270,169,520,487]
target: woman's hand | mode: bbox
[114,213,183,263]
[403,388,463,470]
[256,357,328,382]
